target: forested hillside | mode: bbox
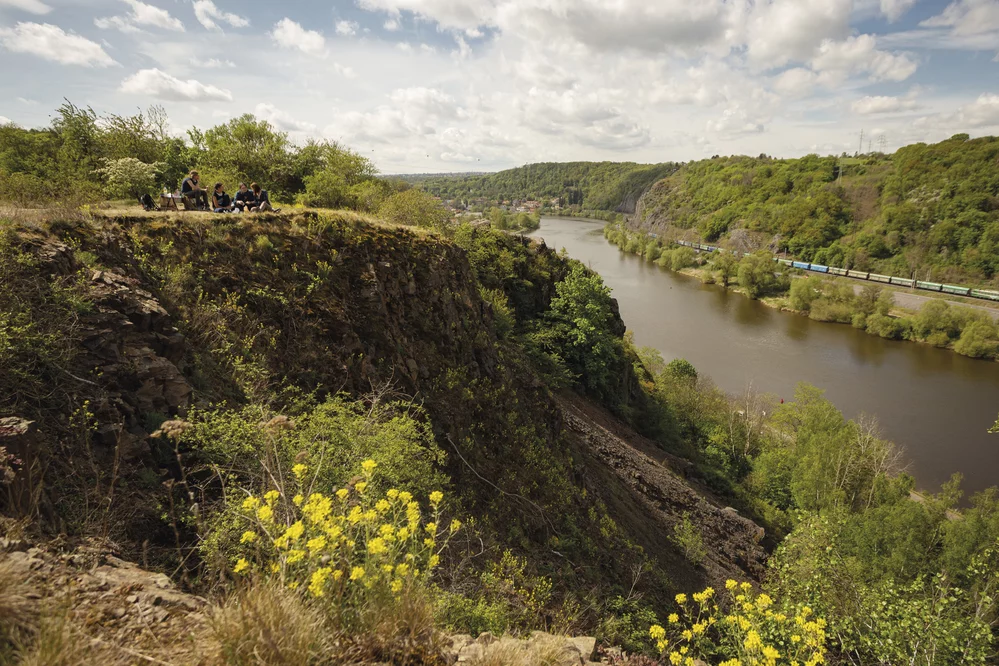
[411,161,679,213]
[632,134,999,286]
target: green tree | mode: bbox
[789,276,823,311]
[379,190,452,232]
[712,252,739,287]
[738,252,780,299]
[94,157,164,199]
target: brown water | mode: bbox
[531,217,999,496]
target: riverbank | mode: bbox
[605,225,999,363]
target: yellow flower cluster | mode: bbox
[649,581,827,666]
[230,459,460,616]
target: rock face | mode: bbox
[0,537,207,648]
[559,394,767,588]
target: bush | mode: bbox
[379,190,452,232]
[738,252,780,299]
[789,277,823,311]
[479,287,515,339]
[809,299,853,324]
[672,513,707,566]
[669,247,696,271]
[865,314,908,340]
[228,459,460,633]
[645,241,662,262]
[648,583,828,666]
[298,168,354,209]
[94,157,164,199]
[665,358,698,381]
[954,320,999,358]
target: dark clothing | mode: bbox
[254,189,270,205]
[213,191,232,210]
[233,190,253,211]
[181,177,209,210]
[181,177,200,194]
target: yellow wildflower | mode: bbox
[649,625,666,641]
[233,557,250,574]
[429,554,440,568]
[336,488,349,501]
[669,652,681,665]
[292,463,307,478]
[387,489,399,499]
[361,459,377,473]
[395,563,410,577]
[725,579,738,590]
[681,630,692,640]
[367,537,388,555]
[293,494,304,506]
[376,499,391,513]
[675,593,687,604]
[307,536,327,553]
[241,496,260,512]
[240,530,258,544]
[391,578,404,593]
[355,481,368,494]
[256,505,274,522]
[668,613,679,623]
[350,566,365,581]
[399,491,413,504]
[309,567,332,597]
[429,490,444,505]
[425,522,437,534]
[397,527,410,540]
[450,519,462,533]
[286,549,306,564]
[264,490,279,503]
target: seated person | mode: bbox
[249,182,279,212]
[181,170,210,210]
[233,183,253,212]
[212,182,233,212]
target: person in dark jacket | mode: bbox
[233,183,253,212]
[249,182,276,212]
[181,170,209,210]
[212,183,233,212]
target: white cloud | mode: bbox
[255,103,316,132]
[201,57,235,68]
[917,93,999,129]
[0,22,116,66]
[852,95,920,114]
[772,67,818,96]
[746,0,853,68]
[881,0,917,22]
[334,63,356,78]
[96,0,185,33]
[270,18,326,56]
[811,35,918,82]
[383,18,400,30]
[706,104,767,138]
[921,0,999,37]
[335,20,359,36]
[120,68,233,101]
[357,0,494,31]
[0,0,51,15]
[0,116,12,124]
[193,0,248,31]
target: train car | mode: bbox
[777,258,793,267]
[828,267,848,276]
[810,264,830,274]
[916,281,943,292]
[889,277,916,288]
[792,261,810,270]
[942,284,972,296]
[971,289,999,302]
[847,270,869,279]
[869,273,891,284]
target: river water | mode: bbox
[530,217,999,496]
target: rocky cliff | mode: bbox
[0,210,765,637]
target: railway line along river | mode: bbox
[531,217,999,497]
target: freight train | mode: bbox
[671,240,999,303]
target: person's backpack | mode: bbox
[138,193,158,211]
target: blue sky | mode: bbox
[1,0,999,172]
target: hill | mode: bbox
[409,161,680,214]
[630,134,999,287]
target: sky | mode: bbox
[1,0,999,173]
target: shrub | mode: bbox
[379,190,452,232]
[298,168,354,209]
[866,314,907,340]
[789,277,822,312]
[648,583,828,666]
[208,580,330,665]
[646,241,662,262]
[665,358,698,381]
[808,299,853,324]
[228,459,461,634]
[480,287,515,339]
[954,320,999,358]
[94,157,164,199]
[672,513,707,566]
[851,313,867,329]
[738,252,780,299]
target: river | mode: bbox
[530,217,999,496]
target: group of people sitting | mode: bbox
[180,171,279,213]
